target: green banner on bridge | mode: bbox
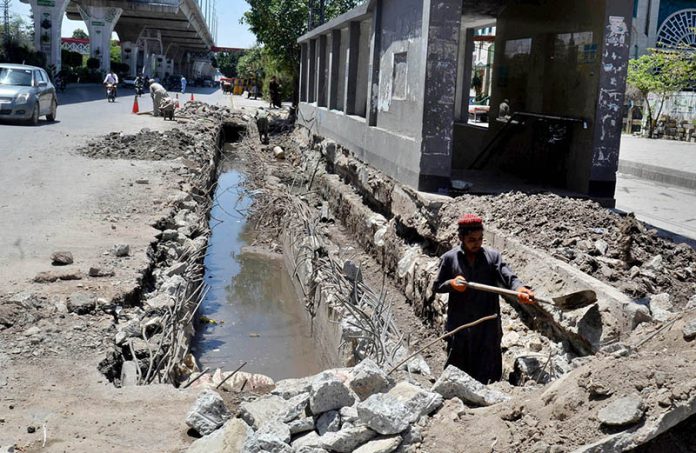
[37,0,55,6]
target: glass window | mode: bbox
[0,68,33,86]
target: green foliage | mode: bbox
[215,51,244,77]
[111,61,129,75]
[236,45,266,79]
[61,49,83,68]
[110,40,121,63]
[72,29,88,39]
[243,0,360,103]
[86,57,100,70]
[627,49,696,137]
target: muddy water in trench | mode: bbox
[192,159,321,379]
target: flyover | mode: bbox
[20,0,218,78]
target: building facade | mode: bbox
[297,0,634,206]
[631,0,696,57]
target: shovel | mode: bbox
[464,281,597,310]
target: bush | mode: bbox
[111,61,129,75]
[61,49,83,68]
[86,57,100,70]
[0,40,46,67]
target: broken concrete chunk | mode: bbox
[67,292,96,315]
[239,395,290,429]
[309,372,356,414]
[273,146,285,159]
[186,418,253,453]
[218,371,275,393]
[88,266,114,277]
[280,392,310,422]
[161,229,179,241]
[272,376,314,399]
[291,431,324,450]
[682,320,696,341]
[295,448,328,453]
[51,251,74,265]
[243,420,292,453]
[112,244,130,257]
[594,239,608,256]
[115,319,141,345]
[343,260,363,283]
[357,393,411,435]
[320,425,377,452]
[288,417,315,435]
[431,365,510,406]
[352,435,402,453]
[316,410,341,435]
[625,302,652,330]
[145,293,175,311]
[387,381,443,418]
[159,275,187,297]
[185,389,231,436]
[597,395,645,427]
[649,293,674,322]
[120,361,138,387]
[349,358,391,400]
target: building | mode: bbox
[631,0,696,58]
[296,0,634,207]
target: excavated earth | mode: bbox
[2,98,695,452]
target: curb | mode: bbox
[618,160,696,190]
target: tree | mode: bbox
[215,50,244,77]
[110,39,120,63]
[627,49,695,138]
[236,45,265,79]
[72,28,88,39]
[243,0,360,104]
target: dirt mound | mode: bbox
[440,192,696,307]
[79,128,195,160]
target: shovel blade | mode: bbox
[551,290,597,310]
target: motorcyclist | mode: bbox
[103,70,119,99]
[134,74,144,97]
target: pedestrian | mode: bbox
[149,79,169,117]
[181,75,187,94]
[433,214,535,384]
[255,107,269,144]
[269,76,282,108]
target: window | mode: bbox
[392,52,408,100]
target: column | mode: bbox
[300,43,308,102]
[418,0,463,192]
[455,28,475,122]
[27,0,70,71]
[588,1,633,205]
[308,39,317,103]
[344,21,360,115]
[77,4,123,73]
[328,29,341,110]
[120,41,138,77]
[317,35,328,107]
[366,0,382,126]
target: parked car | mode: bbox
[468,96,490,124]
[0,63,57,125]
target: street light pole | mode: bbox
[2,0,11,47]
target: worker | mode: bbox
[180,75,187,94]
[269,76,282,108]
[149,79,169,117]
[255,107,269,144]
[433,214,535,384]
[498,98,511,120]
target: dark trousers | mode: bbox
[445,323,503,384]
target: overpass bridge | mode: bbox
[21,0,218,78]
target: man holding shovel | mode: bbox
[433,214,535,384]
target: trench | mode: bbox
[191,142,322,380]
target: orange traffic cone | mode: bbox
[190,92,194,102]
[175,93,180,109]
[132,95,139,114]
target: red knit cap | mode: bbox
[457,213,483,226]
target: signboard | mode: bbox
[91,21,105,26]
[37,0,55,6]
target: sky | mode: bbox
[10,0,256,48]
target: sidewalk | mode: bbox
[616,134,696,243]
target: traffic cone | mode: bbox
[132,95,139,114]
[190,92,194,102]
[175,93,180,109]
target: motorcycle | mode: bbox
[106,83,117,102]
[54,76,66,93]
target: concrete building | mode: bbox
[297,0,634,206]
[631,0,696,58]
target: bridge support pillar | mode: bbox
[120,41,139,77]
[77,4,123,74]
[26,0,70,72]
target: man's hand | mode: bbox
[450,275,467,293]
[518,287,535,305]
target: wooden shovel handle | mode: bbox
[464,281,554,306]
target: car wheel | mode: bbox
[29,103,39,126]
[46,99,57,121]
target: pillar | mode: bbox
[366,0,382,126]
[77,4,123,74]
[588,1,633,206]
[455,28,475,122]
[328,29,341,110]
[300,43,308,102]
[120,41,139,77]
[308,39,316,103]
[317,35,327,107]
[27,0,70,72]
[418,0,463,192]
[344,21,360,115]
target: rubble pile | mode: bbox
[185,358,513,453]
[79,128,196,160]
[439,193,696,306]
